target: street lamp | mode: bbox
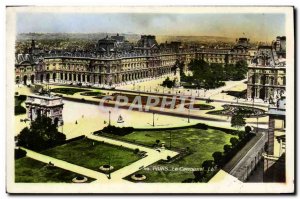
[256,114,259,134]
[188,108,190,123]
[152,112,155,127]
[108,110,111,126]
[169,131,172,149]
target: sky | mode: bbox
[16,12,285,41]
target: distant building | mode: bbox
[96,35,116,54]
[196,37,255,65]
[135,35,160,54]
[274,36,286,58]
[15,35,255,87]
[25,94,64,126]
[247,37,286,102]
[111,33,125,43]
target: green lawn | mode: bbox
[41,138,141,172]
[50,87,90,95]
[15,157,94,183]
[113,128,237,182]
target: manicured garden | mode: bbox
[184,103,215,110]
[98,127,237,182]
[207,104,266,118]
[80,91,104,96]
[40,138,141,173]
[50,87,90,95]
[15,157,94,183]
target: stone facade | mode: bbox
[15,35,254,87]
[247,41,286,103]
[25,94,64,126]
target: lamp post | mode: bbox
[169,131,172,149]
[152,112,155,127]
[256,115,259,133]
[252,96,255,112]
[108,110,111,126]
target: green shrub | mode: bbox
[245,126,252,134]
[134,148,140,154]
[17,95,27,102]
[50,88,89,95]
[15,106,26,115]
[15,148,27,159]
[195,123,208,130]
[97,125,134,136]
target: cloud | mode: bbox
[16,12,285,41]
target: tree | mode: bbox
[187,59,226,89]
[212,151,223,167]
[223,144,232,154]
[16,115,66,151]
[193,171,205,182]
[162,77,175,88]
[234,60,248,80]
[224,60,248,81]
[245,126,252,134]
[15,148,27,159]
[202,160,214,172]
[231,111,246,130]
[230,137,239,147]
[237,131,246,140]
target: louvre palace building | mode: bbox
[15,34,255,87]
[246,36,286,103]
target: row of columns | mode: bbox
[31,66,172,85]
[247,85,285,101]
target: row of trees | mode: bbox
[183,126,253,183]
[182,59,248,89]
[212,126,253,168]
